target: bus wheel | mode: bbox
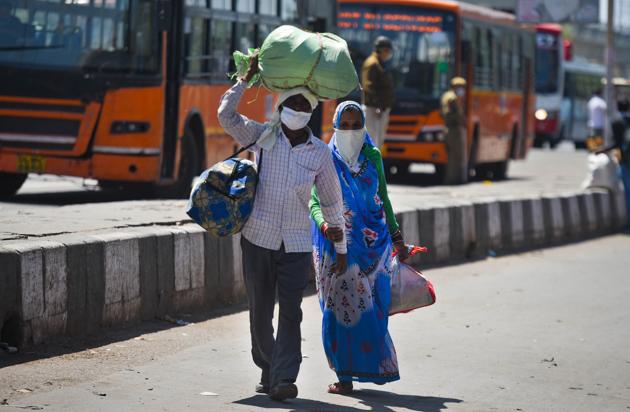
[434,164,446,183]
[156,136,199,199]
[490,160,509,181]
[474,164,491,181]
[384,160,409,180]
[0,172,28,198]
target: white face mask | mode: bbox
[335,128,366,165]
[280,106,312,131]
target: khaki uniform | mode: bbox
[440,89,467,184]
[361,52,395,148]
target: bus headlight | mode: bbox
[535,109,548,121]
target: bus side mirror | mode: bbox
[461,41,472,65]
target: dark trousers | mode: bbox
[241,236,311,388]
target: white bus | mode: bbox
[561,59,605,148]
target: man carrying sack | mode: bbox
[217,56,347,401]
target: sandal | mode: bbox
[327,381,353,395]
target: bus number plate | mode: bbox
[17,155,46,174]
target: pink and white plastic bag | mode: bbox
[389,246,436,315]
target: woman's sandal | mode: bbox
[328,381,353,395]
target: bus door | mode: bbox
[160,0,183,181]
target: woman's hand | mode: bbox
[323,224,344,243]
[394,240,410,261]
[391,230,409,261]
[331,253,347,276]
[242,54,259,83]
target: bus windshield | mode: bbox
[0,0,159,74]
[338,4,457,103]
[535,32,560,94]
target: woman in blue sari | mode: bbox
[310,101,409,394]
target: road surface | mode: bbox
[2,234,629,411]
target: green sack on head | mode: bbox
[233,25,359,100]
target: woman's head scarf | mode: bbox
[333,100,366,129]
[331,101,376,165]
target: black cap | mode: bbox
[374,36,392,50]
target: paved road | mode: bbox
[2,234,629,411]
[0,145,590,241]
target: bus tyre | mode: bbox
[0,172,28,198]
[156,136,199,199]
[474,164,491,181]
[434,164,446,183]
[384,160,409,180]
[490,160,509,181]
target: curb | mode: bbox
[0,189,627,347]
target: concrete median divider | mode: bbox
[0,188,627,347]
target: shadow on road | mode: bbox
[0,301,249,369]
[234,390,463,411]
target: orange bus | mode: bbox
[338,0,535,182]
[0,0,336,197]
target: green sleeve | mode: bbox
[309,186,326,230]
[364,145,400,235]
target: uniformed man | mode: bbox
[440,77,468,185]
[361,36,395,149]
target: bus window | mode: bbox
[90,17,102,49]
[212,0,231,10]
[258,23,274,42]
[535,31,560,94]
[338,5,456,102]
[0,0,159,73]
[209,19,233,83]
[501,32,513,90]
[512,34,521,90]
[236,21,256,52]
[282,0,299,23]
[237,0,255,13]
[486,29,494,88]
[186,16,208,75]
[260,0,278,16]
[473,26,494,89]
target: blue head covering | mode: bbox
[332,100,376,147]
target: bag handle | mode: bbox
[223,140,257,162]
[223,140,263,183]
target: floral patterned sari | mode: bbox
[312,138,399,383]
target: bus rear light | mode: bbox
[110,121,150,134]
[536,117,559,134]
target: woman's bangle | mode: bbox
[320,222,329,234]
[391,229,403,243]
